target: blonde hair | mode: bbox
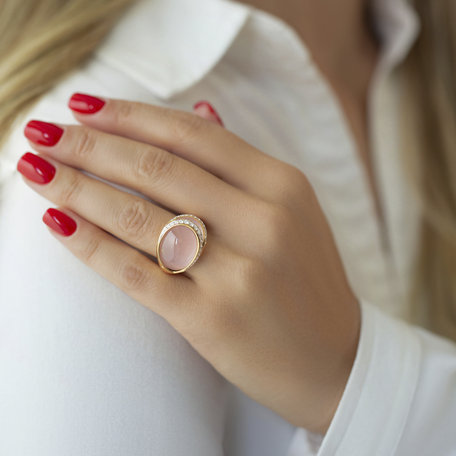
[0,0,455,342]
[400,0,456,341]
[0,0,137,152]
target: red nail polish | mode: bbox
[17,152,56,184]
[42,208,77,236]
[68,93,106,114]
[193,101,224,126]
[24,120,63,146]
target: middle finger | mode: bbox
[23,121,256,239]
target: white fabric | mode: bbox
[1,0,455,454]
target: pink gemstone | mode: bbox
[177,215,205,236]
[159,225,198,271]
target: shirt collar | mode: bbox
[94,0,421,100]
[94,0,250,100]
[370,0,421,69]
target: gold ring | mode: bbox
[156,214,207,274]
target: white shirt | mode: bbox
[1,0,456,454]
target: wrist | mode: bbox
[316,303,361,434]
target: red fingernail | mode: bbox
[68,93,106,114]
[42,208,77,236]
[24,120,64,146]
[17,152,56,184]
[193,101,224,126]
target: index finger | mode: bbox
[67,93,283,198]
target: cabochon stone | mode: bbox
[159,225,198,271]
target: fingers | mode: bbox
[17,151,174,259]
[17,151,232,280]
[66,93,281,199]
[23,120,252,238]
[40,205,195,322]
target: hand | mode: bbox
[17,93,361,434]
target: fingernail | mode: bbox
[42,208,77,236]
[193,101,224,126]
[24,120,64,146]
[17,152,56,184]
[68,93,106,114]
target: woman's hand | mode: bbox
[17,93,361,435]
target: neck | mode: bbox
[239,0,380,100]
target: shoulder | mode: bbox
[0,57,164,193]
[0,0,252,188]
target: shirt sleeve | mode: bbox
[285,299,456,456]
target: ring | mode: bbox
[156,214,207,274]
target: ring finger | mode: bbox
[16,152,220,279]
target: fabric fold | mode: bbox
[287,299,422,455]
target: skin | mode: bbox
[240,0,384,229]
[17,0,378,436]
[19,98,360,435]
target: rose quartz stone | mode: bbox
[159,225,198,271]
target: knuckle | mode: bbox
[73,128,97,160]
[273,163,312,205]
[134,147,177,187]
[116,199,153,241]
[80,236,102,266]
[288,166,312,195]
[285,164,310,189]
[60,171,83,206]
[111,100,135,126]
[117,255,150,291]
[167,110,208,144]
